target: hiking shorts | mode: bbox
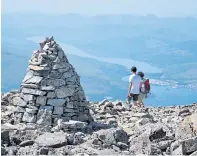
[128,93,139,102]
[138,93,146,104]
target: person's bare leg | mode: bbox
[133,101,138,106]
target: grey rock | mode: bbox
[41,79,66,88]
[62,71,72,79]
[66,102,76,108]
[72,132,85,145]
[36,96,47,105]
[62,120,88,130]
[21,94,35,102]
[22,71,34,82]
[39,106,53,112]
[41,86,55,91]
[55,87,75,98]
[35,132,67,147]
[37,109,52,126]
[171,144,183,155]
[53,106,64,115]
[133,112,153,119]
[154,140,173,150]
[176,113,197,140]
[21,88,46,96]
[98,99,109,107]
[96,128,128,145]
[47,99,66,106]
[136,118,152,126]
[53,62,68,69]
[26,108,38,114]
[25,76,43,84]
[117,142,129,149]
[78,114,90,122]
[58,50,64,59]
[1,147,7,155]
[47,92,56,98]
[1,130,10,145]
[12,97,27,107]
[64,108,79,113]
[149,127,166,141]
[29,65,50,71]
[178,108,191,117]
[14,106,26,113]
[129,131,151,155]
[22,112,36,123]
[182,136,197,154]
[19,140,35,147]
[190,151,197,156]
[21,83,40,89]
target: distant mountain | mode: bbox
[2,13,197,105]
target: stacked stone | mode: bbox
[12,36,91,126]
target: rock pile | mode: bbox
[2,92,197,155]
[5,37,92,127]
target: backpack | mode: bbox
[140,79,151,94]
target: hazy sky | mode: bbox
[2,0,197,17]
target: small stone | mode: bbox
[29,65,50,71]
[64,108,79,113]
[36,96,47,105]
[22,71,34,82]
[19,140,35,147]
[63,120,88,130]
[21,88,46,96]
[22,112,36,123]
[133,113,153,118]
[47,99,66,106]
[55,87,75,98]
[47,92,56,98]
[14,106,25,113]
[37,109,52,126]
[182,136,197,154]
[98,99,109,107]
[117,142,128,149]
[25,76,43,84]
[41,86,55,91]
[39,106,53,112]
[21,83,40,89]
[178,109,191,117]
[12,97,27,107]
[26,108,38,114]
[58,50,64,59]
[53,106,64,115]
[35,132,67,147]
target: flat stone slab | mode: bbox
[25,76,43,84]
[29,65,50,71]
[63,120,88,130]
[47,99,67,106]
[21,88,46,96]
[35,132,67,148]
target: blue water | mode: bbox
[2,36,197,107]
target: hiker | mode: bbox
[127,66,141,108]
[137,71,151,107]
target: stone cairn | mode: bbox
[12,36,91,126]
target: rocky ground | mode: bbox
[1,91,197,155]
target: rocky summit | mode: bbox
[1,37,197,156]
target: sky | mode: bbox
[2,0,197,17]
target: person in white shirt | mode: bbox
[127,66,141,107]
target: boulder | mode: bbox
[22,112,36,123]
[35,132,67,147]
[176,113,197,140]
